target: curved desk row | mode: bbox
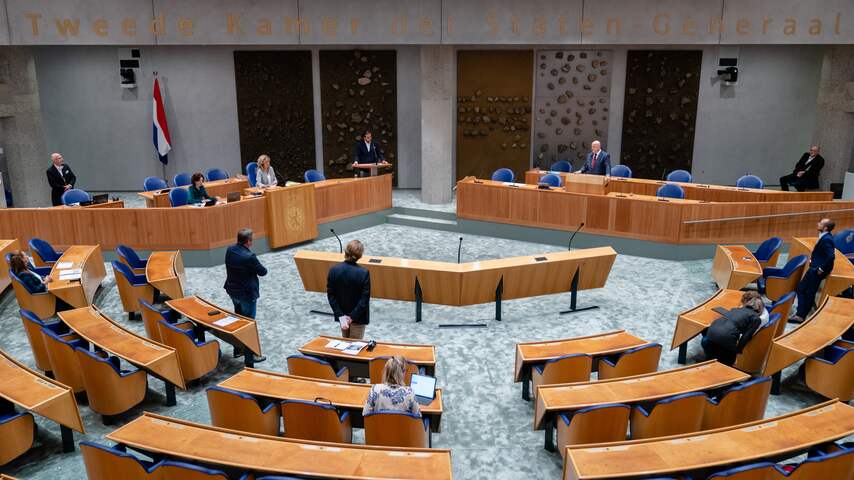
[299,335,437,380]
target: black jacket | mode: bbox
[706,306,761,353]
[223,244,267,301]
[353,140,383,164]
[327,260,371,325]
[792,152,824,186]
[810,233,836,279]
[46,164,77,206]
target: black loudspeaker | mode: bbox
[119,68,136,88]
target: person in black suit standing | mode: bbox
[45,153,77,206]
[224,228,268,362]
[791,218,836,324]
[327,239,370,339]
[577,140,611,176]
[352,130,386,177]
[780,146,824,192]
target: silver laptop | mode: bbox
[410,374,437,405]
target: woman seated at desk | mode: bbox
[188,172,214,204]
[9,252,72,310]
[256,154,278,188]
[363,355,421,416]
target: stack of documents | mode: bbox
[57,268,82,281]
[324,340,369,355]
[213,316,240,328]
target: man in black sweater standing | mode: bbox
[327,239,371,339]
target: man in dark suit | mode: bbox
[45,153,77,206]
[577,140,611,176]
[224,228,268,362]
[791,218,836,324]
[780,146,824,192]
[327,239,370,339]
[352,130,386,176]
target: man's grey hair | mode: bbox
[237,228,254,245]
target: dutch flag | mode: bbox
[152,77,172,165]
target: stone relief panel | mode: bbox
[533,49,612,170]
[234,50,316,183]
[319,50,397,181]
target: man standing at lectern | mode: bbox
[577,140,611,176]
[352,130,387,176]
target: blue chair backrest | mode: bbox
[116,245,143,268]
[491,168,515,182]
[835,228,854,255]
[736,174,764,189]
[79,441,159,473]
[61,188,91,205]
[206,168,229,181]
[636,391,706,416]
[173,172,192,186]
[246,162,258,187]
[143,176,168,191]
[767,291,796,311]
[155,460,232,478]
[562,403,630,424]
[304,169,326,183]
[539,173,562,187]
[707,461,781,478]
[817,340,854,364]
[111,260,144,285]
[169,187,189,207]
[753,237,782,262]
[656,183,685,199]
[610,165,632,178]
[711,376,772,406]
[550,160,572,172]
[666,170,692,182]
[75,346,130,376]
[782,255,808,276]
[207,385,277,413]
[364,409,429,429]
[29,238,60,262]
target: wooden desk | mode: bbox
[138,178,249,208]
[219,368,444,432]
[763,296,854,379]
[606,192,703,204]
[671,289,744,364]
[295,247,616,321]
[514,330,648,400]
[790,236,854,301]
[0,238,20,291]
[534,361,748,432]
[58,306,186,402]
[563,400,854,480]
[354,162,393,177]
[52,199,125,209]
[47,245,106,308]
[145,251,186,300]
[264,183,318,249]
[311,174,393,224]
[108,412,453,480]
[711,245,762,291]
[166,296,261,367]
[299,335,436,379]
[0,348,84,452]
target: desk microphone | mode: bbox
[568,223,584,251]
[457,237,463,264]
[330,229,343,253]
[275,171,287,185]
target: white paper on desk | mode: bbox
[55,262,73,269]
[58,272,81,281]
[342,342,368,355]
[325,340,346,349]
[59,268,81,275]
[213,316,239,327]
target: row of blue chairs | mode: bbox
[143,168,231,192]
[515,161,766,187]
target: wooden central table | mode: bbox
[710,245,762,290]
[145,251,186,300]
[47,245,106,308]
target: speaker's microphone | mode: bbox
[330,229,343,253]
[568,223,584,251]
[457,237,463,264]
[275,171,287,185]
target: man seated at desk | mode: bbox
[352,129,387,176]
[780,145,824,192]
[576,140,611,176]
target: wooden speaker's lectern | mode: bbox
[265,184,318,249]
[563,173,608,195]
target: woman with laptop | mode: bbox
[188,172,214,204]
[363,356,422,416]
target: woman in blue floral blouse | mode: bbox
[363,355,421,416]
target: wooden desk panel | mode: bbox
[47,245,106,308]
[790,237,854,300]
[299,336,436,371]
[138,178,250,208]
[0,348,84,433]
[514,330,648,382]
[763,296,854,376]
[313,174,393,224]
[145,251,186,300]
[59,306,186,389]
[563,400,854,480]
[219,369,443,431]
[52,199,125,209]
[166,296,261,357]
[711,245,762,290]
[534,361,748,430]
[108,412,453,480]
[0,239,20,292]
[671,289,744,350]
[265,184,318,249]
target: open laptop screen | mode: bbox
[410,374,436,400]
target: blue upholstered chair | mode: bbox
[281,399,352,443]
[154,460,236,478]
[656,183,685,199]
[556,404,630,457]
[256,477,305,480]
[707,461,781,478]
[41,329,87,393]
[789,445,854,477]
[158,320,220,382]
[539,173,562,188]
[10,270,57,319]
[597,343,661,380]
[767,290,796,336]
[74,347,147,419]
[0,410,35,466]
[207,386,280,436]
[116,245,148,273]
[752,237,782,268]
[20,308,68,373]
[364,410,429,448]
[550,160,572,172]
[630,391,706,439]
[834,228,854,256]
[246,161,258,187]
[736,174,764,189]
[111,260,154,320]
[758,254,808,299]
[61,188,91,205]
[287,354,348,381]
[138,299,180,343]
[610,164,632,178]
[143,176,168,192]
[28,237,63,266]
[734,314,781,374]
[531,353,592,400]
[169,187,190,207]
[666,169,692,182]
[304,169,326,183]
[805,339,854,402]
[491,168,515,182]
[173,172,192,186]
[80,441,161,478]
[702,376,772,430]
[206,168,229,181]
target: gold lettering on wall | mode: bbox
[92,18,108,37]
[736,18,750,34]
[227,14,243,35]
[285,17,310,35]
[420,17,434,36]
[391,16,408,35]
[178,17,193,37]
[54,18,80,37]
[580,18,593,36]
[323,17,337,37]
[784,18,796,35]
[486,10,499,35]
[24,12,41,35]
[257,18,272,35]
[682,18,696,35]
[446,15,454,35]
[350,18,361,35]
[709,17,724,34]
[122,18,136,37]
[809,18,822,35]
[607,18,622,35]
[533,17,546,37]
[762,17,772,34]
[653,13,670,35]
[558,16,568,35]
[150,13,165,36]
